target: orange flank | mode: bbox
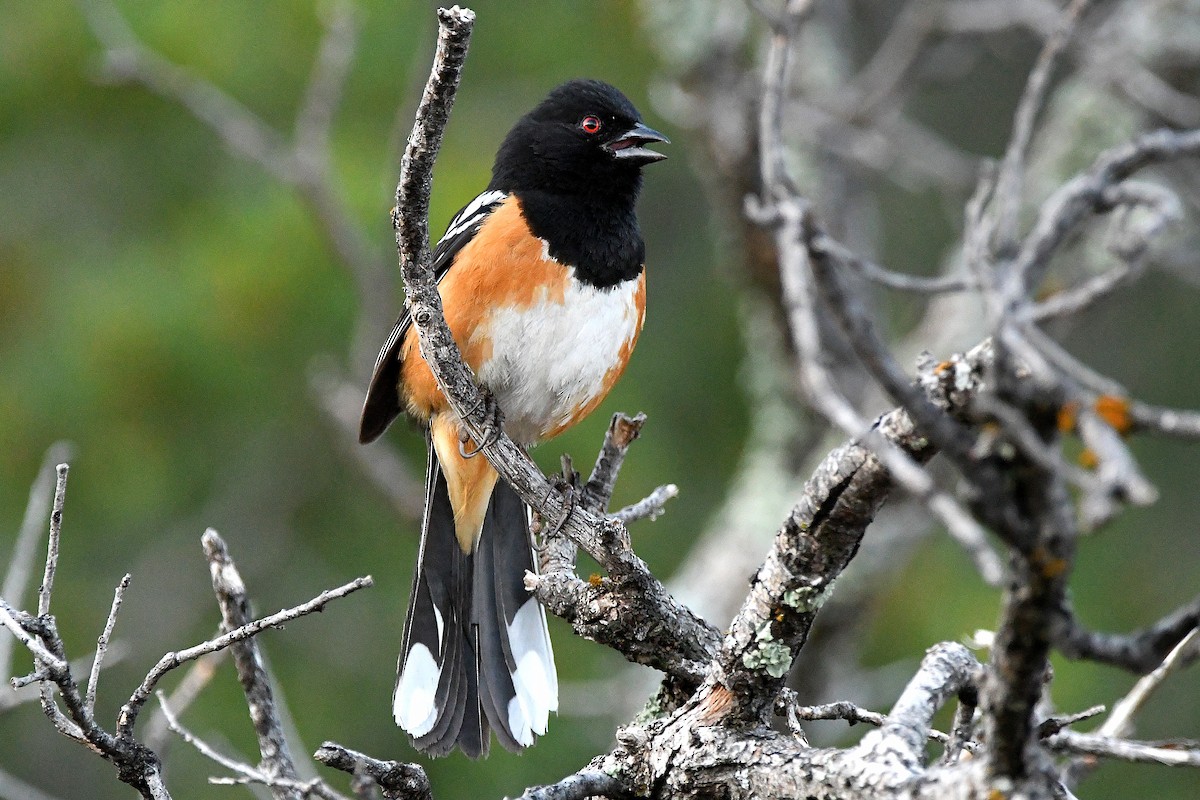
[401,196,572,420]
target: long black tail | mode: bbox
[392,442,557,756]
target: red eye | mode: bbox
[580,115,602,134]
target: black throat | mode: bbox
[514,189,645,289]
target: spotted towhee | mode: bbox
[359,79,667,757]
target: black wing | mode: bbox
[359,191,508,443]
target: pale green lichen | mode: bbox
[633,692,668,725]
[742,619,792,678]
[743,640,792,678]
[782,578,837,612]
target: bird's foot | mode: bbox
[543,456,581,539]
[458,389,504,459]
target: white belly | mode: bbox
[473,273,642,444]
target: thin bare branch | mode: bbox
[85,573,130,716]
[0,600,67,674]
[515,770,630,800]
[314,742,431,800]
[1,443,71,681]
[1100,627,1200,739]
[610,484,680,525]
[991,0,1091,252]
[143,651,225,753]
[117,572,372,739]
[37,465,69,617]
[155,690,262,783]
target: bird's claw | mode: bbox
[458,389,504,459]
[543,465,580,539]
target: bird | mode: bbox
[359,79,668,757]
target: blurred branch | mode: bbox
[1049,732,1200,767]
[309,363,426,521]
[74,0,430,531]
[75,0,393,367]
[989,0,1091,253]
[0,767,67,800]
[1100,626,1200,735]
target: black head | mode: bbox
[488,79,668,200]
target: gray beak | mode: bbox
[605,121,669,164]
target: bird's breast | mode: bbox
[474,267,645,445]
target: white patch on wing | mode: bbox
[506,597,558,737]
[432,604,444,646]
[393,643,441,736]
[475,270,642,444]
[441,190,506,242]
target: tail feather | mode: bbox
[473,492,533,751]
[393,436,558,756]
[486,481,557,739]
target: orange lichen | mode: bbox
[1078,448,1098,469]
[1057,401,1079,433]
[588,573,603,587]
[1094,394,1133,435]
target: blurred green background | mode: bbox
[2,2,1198,799]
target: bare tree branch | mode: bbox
[313,743,431,800]
[0,443,71,682]
[2,460,374,799]
[85,573,130,716]
[201,529,306,799]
